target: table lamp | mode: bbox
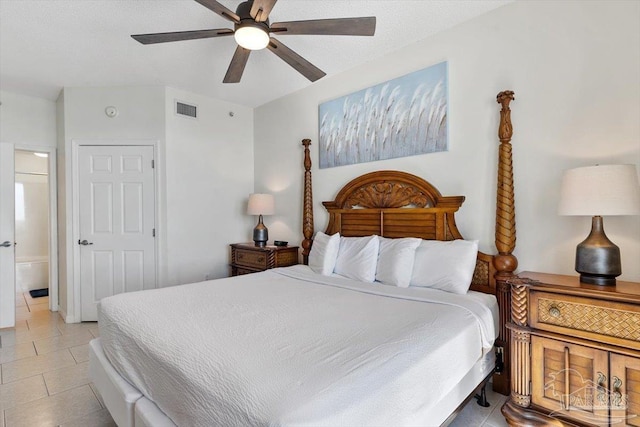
[247,193,275,247]
[558,164,640,285]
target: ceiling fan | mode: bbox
[131,0,376,84]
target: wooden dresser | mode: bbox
[503,271,640,427]
[229,243,299,276]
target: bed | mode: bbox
[89,90,518,427]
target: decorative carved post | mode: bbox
[493,91,517,396]
[502,279,534,424]
[302,139,314,264]
[495,90,517,267]
[508,282,531,406]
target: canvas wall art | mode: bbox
[319,61,448,169]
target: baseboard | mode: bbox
[58,306,80,324]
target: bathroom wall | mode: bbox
[14,150,49,263]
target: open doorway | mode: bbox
[14,150,51,312]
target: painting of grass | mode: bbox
[319,61,448,169]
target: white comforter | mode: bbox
[99,265,497,427]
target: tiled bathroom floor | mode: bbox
[2,291,509,427]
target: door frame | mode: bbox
[70,140,161,322]
[0,142,16,328]
[14,144,59,313]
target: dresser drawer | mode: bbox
[234,248,269,269]
[530,290,640,351]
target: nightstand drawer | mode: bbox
[229,243,299,277]
[530,290,640,351]
[234,248,269,269]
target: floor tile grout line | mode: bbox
[68,348,79,366]
[89,383,106,410]
[42,372,52,396]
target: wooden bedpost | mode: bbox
[492,90,517,396]
[302,139,314,265]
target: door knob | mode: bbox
[1,241,13,247]
[78,240,94,246]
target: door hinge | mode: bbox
[152,228,156,237]
[151,159,155,169]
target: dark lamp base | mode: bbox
[579,273,617,286]
[252,214,269,248]
[575,216,620,287]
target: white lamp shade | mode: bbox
[234,25,269,50]
[247,193,275,216]
[558,164,640,216]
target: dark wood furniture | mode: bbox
[503,272,640,426]
[230,243,299,276]
[300,90,519,399]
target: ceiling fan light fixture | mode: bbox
[234,23,269,50]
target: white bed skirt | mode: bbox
[89,337,496,427]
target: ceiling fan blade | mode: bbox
[267,38,325,82]
[270,17,376,36]
[194,0,240,23]
[224,46,251,83]
[131,29,234,44]
[250,0,277,22]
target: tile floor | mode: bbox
[1,291,509,427]
[447,387,509,427]
[0,291,115,427]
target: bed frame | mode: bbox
[300,90,518,398]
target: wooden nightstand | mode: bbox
[229,243,299,276]
[503,271,640,427]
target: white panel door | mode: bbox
[0,143,16,328]
[79,146,156,321]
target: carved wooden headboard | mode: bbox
[300,90,518,396]
[318,170,496,294]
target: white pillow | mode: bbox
[308,232,341,275]
[409,239,479,294]
[334,235,380,282]
[375,237,422,287]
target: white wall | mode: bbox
[56,85,254,321]
[56,91,68,314]
[0,91,57,147]
[164,87,254,284]
[58,86,166,321]
[254,1,640,281]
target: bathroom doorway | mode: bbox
[14,149,55,313]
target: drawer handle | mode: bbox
[596,372,607,405]
[548,305,561,318]
[612,376,623,408]
[257,256,265,262]
[238,253,244,259]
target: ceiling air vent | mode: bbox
[176,101,197,119]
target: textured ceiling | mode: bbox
[0,0,511,108]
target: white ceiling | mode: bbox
[0,0,511,108]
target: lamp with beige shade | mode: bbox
[247,193,274,247]
[559,164,640,285]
